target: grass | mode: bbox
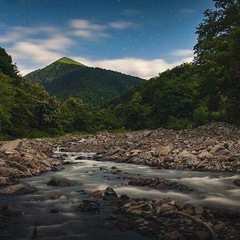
[58,57,86,67]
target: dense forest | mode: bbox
[25,57,145,105]
[0,0,239,139]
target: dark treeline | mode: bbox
[0,0,239,139]
[0,48,119,139]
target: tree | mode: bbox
[0,73,16,133]
[194,0,240,123]
[0,47,19,78]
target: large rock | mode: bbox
[0,183,37,195]
[47,176,81,187]
[159,145,172,156]
[0,139,22,154]
[232,179,240,187]
[104,186,118,200]
[24,153,38,169]
[178,150,196,160]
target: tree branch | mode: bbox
[162,210,217,240]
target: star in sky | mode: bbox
[0,0,214,79]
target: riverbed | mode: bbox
[1,151,240,239]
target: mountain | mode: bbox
[25,57,146,105]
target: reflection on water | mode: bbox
[1,152,240,239]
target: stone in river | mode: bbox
[0,183,37,195]
[47,176,81,187]
[164,231,182,240]
[232,179,240,187]
[104,187,118,197]
[79,200,100,214]
[91,190,103,198]
[103,187,118,200]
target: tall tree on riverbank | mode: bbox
[194,0,240,123]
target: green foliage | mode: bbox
[1,0,240,140]
[0,47,19,78]
[25,58,145,105]
[58,57,86,66]
[194,0,240,123]
[109,63,203,130]
[0,73,16,131]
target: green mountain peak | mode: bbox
[57,57,87,67]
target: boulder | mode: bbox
[47,176,81,187]
[198,151,213,159]
[232,179,240,187]
[104,187,118,200]
[0,177,8,185]
[79,200,100,214]
[0,183,37,195]
[159,145,172,156]
[91,190,103,198]
[164,231,182,240]
[178,150,196,160]
[0,139,22,154]
[24,153,38,169]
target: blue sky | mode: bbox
[0,0,214,79]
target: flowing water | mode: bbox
[1,151,240,239]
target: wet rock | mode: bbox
[175,200,186,210]
[91,190,103,198]
[0,204,23,228]
[104,187,119,200]
[195,231,210,240]
[79,200,100,214]
[0,176,8,185]
[47,176,81,187]
[157,203,175,214]
[50,208,60,213]
[164,231,182,240]
[104,187,118,197]
[0,183,37,195]
[51,166,64,172]
[120,194,130,200]
[194,205,204,215]
[232,179,240,187]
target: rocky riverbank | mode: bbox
[0,122,240,239]
[1,122,240,187]
[0,138,63,186]
[59,122,240,174]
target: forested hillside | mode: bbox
[0,49,119,139]
[107,0,240,130]
[25,58,145,105]
[0,0,239,139]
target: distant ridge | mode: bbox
[25,57,146,105]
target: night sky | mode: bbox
[0,0,214,79]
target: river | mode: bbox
[1,151,240,239]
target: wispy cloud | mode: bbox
[18,54,193,79]
[10,42,62,64]
[72,56,193,79]
[69,19,109,40]
[70,19,136,40]
[69,19,107,31]
[1,20,193,79]
[171,49,194,57]
[109,21,137,29]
